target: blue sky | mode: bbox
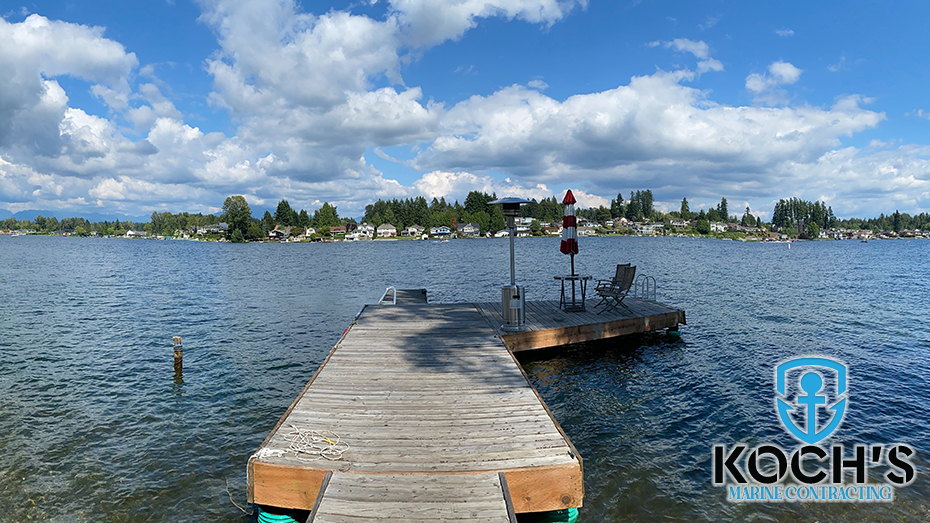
[1,0,930,220]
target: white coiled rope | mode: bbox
[251,426,349,461]
[285,425,349,461]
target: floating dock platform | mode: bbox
[477,298,685,352]
[248,292,685,521]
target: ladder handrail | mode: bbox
[379,286,397,305]
[634,275,657,300]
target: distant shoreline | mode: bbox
[2,231,926,243]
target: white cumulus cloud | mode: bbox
[391,0,587,47]
[0,3,926,220]
[746,60,803,104]
[649,38,724,75]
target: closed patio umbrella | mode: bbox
[559,190,581,309]
[560,190,578,274]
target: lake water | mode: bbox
[0,235,928,522]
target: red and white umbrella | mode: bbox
[560,190,578,253]
[560,190,578,274]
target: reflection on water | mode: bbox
[0,235,928,522]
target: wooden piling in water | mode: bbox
[173,336,182,370]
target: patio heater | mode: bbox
[490,197,530,331]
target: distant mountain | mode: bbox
[250,206,275,220]
[2,209,149,223]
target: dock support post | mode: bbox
[173,336,183,371]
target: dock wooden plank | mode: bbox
[249,301,583,514]
[473,298,685,351]
[311,472,514,522]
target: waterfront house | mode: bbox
[727,223,761,234]
[296,227,316,240]
[403,225,425,237]
[669,218,689,230]
[826,228,854,240]
[710,222,727,233]
[456,223,481,238]
[633,222,661,236]
[330,225,346,235]
[191,223,228,235]
[268,225,289,240]
[125,230,147,238]
[357,223,375,239]
[208,223,229,234]
[429,226,451,237]
[377,223,398,238]
[542,226,562,235]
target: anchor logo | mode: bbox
[775,357,848,445]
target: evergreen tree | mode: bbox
[680,198,691,220]
[610,193,625,218]
[413,196,430,227]
[383,207,396,227]
[274,200,295,226]
[717,197,729,222]
[313,202,340,227]
[625,192,641,221]
[464,191,493,216]
[298,209,311,228]
[640,190,654,220]
[261,211,275,233]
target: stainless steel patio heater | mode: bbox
[490,197,530,331]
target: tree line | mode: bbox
[836,210,930,233]
[1,215,148,236]
[361,193,508,236]
[5,191,930,240]
[219,196,350,242]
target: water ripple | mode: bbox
[0,236,928,522]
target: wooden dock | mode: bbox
[477,297,685,352]
[248,293,685,520]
